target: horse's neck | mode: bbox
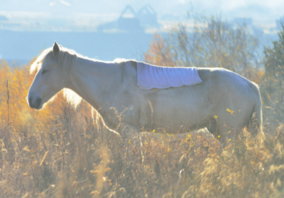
[67,57,123,128]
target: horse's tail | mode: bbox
[248,82,263,136]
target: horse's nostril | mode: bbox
[35,98,42,109]
[29,96,42,109]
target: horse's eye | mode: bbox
[42,70,48,75]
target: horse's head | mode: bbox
[28,42,67,109]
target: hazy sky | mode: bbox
[0,0,283,23]
[191,0,284,21]
[0,0,282,61]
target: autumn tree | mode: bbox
[145,15,263,82]
[261,19,284,124]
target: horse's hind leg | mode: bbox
[215,113,242,146]
[206,118,217,136]
[205,117,226,144]
[217,125,238,146]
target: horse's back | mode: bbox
[198,67,258,97]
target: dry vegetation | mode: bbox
[1,17,284,198]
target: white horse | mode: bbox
[28,42,262,144]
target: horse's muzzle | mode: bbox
[28,96,42,109]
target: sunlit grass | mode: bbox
[0,61,284,197]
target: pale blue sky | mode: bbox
[0,0,283,23]
[0,0,282,63]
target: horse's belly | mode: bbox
[152,109,205,133]
[150,91,212,133]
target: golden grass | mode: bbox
[0,61,284,197]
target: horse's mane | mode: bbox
[30,46,133,109]
[30,48,51,74]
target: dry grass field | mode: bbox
[0,55,284,198]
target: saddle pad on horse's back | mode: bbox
[137,62,202,90]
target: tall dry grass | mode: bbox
[0,58,284,198]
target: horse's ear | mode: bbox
[53,42,60,58]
